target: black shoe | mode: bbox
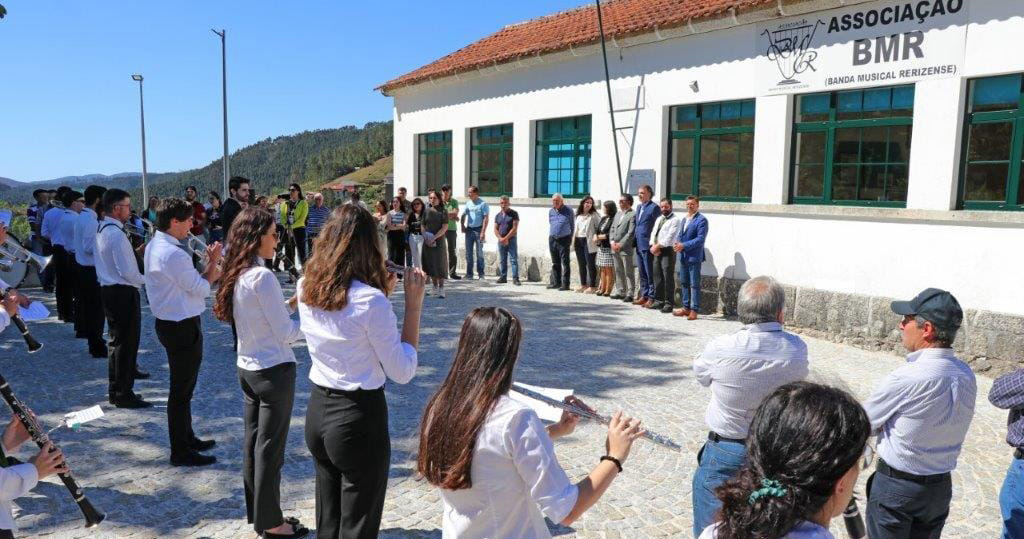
[450,273,462,280]
[496,277,507,284]
[546,283,559,289]
[113,393,152,409]
[90,348,108,359]
[133,370,150,379]
[262,523,310,539]
[609,294,623,299]
[191,438,216,452]
[622,296,635,303]
[108,393,115,405]
[660,304,675,314]
[559,285,570,291]
[170,451,217,467]
[648,301,664,310]
[513,279,521,286]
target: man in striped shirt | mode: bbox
[690,276,809,536]
[990,368,1024,537]
[305,193,330,256]
[862,288,976,539]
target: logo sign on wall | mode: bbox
[756,0,969,94]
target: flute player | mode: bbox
[417,307,644,538]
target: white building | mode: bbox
[380,0,1024,371]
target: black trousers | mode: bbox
[549,235,572,288]
[651,250,676,306]
[305,385,389,539]
[75,265,106,352]
[0,528,14,539]
[445,229,458,276]
[101,285,140,398]
[53,246,74,322]
[573,240,597,288]
[240,363,296,533]
[71,259,85,335]
[155,316,204,457]
[284,227,308,268]
[386,231,407,271]
[866,464,953,539]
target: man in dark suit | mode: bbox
[220,176,250,240]
[633,185,658,306]
[673,195,709,320]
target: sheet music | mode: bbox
[19,301,49,321]
[64,405,104,429]
[510,382,573,422]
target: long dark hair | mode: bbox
[576,195,596,216]
[301,204,390,310]
[418,307,523,490]
[714,382,870,539]
[214,207,275,324]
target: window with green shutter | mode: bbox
[959,74,1024,211]
[668,99,755,201]
[470,124,513,196]
[535,115,591,197]
[791,85,914,207]
[417,131,452,196]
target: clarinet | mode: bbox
[843,498,867,539]
[0,374,105,528]
[2,288,41,353]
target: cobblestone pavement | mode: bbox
[0,276,1008,538]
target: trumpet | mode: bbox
[138,219,211,270]
[0,238,53,271]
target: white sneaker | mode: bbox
[438,289,446,299]
[425,286,432,297]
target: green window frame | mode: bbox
[470,124,514,196]
[959,74,1024,211]
[417,131,452,196]
[535,115,591,197]
[791,85,915,207]
[668,99,755,201]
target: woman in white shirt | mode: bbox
[213,208,307,539]
[699,382,871,539]
[572,196,599,293]
[417,307,645,539]
[298,204,426,539]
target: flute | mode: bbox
[511,383,683,452]
[0,373,105,528]
[385,261,406,276]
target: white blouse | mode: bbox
[234,265,303,371]
[439,396,579,539]
[297,278,417,390]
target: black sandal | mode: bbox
[261,518,308,539]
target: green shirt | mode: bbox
[445,197,459,229]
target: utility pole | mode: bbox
[212,29,229,196]
[131,74,148,203]
[595,0,625,196]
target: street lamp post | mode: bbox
[212,28,229,197]
[131,74,148,204]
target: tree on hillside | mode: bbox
[1,5,7,19]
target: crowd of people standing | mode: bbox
[0,179,1021,539]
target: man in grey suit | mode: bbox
[610,193,637,301]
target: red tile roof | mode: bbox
[378,0,777,94]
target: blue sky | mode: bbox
[0,0,585,182]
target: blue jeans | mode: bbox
[1001,458,1024,539]
[679,256,701,311]
[464,227,484,278]
[635,245,654,299]
[692,439,746,537]
[498,237,519,279]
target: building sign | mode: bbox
[757,0,968,94]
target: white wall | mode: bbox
[390,0,1024,315]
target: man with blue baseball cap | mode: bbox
[862,288,977,539]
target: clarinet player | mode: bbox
[144,198,223,466]
[0,227,68,539]
[95,189,151,409]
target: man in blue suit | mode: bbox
[632,185,659,306]
[673,195,708,319]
